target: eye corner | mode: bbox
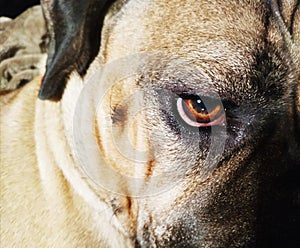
[222,99,239,110]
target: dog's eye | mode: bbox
[176,95,225,127]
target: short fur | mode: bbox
[1,0,299,247]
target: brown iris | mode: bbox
[177,96,225,127]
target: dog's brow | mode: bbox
[137,65,255,103]
[132,50,269,103]
[139,72,218,97]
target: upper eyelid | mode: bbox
[175,92,238,111]
[145,75,219,97]
[155,88,221,101]
[152,84,240,113]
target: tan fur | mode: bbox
[0,77,133,247]
[1,0,299,247]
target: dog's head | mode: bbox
[39,0,299,246]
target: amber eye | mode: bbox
[176,95,225,127]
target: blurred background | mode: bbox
[0,0,40,18]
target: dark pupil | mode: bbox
[190,98,208,114]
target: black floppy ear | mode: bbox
[38,0,115,101]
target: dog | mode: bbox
[1,0,299,247]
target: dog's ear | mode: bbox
[38,0,115,101]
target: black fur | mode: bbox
[38,0,116,101]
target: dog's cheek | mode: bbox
[142,95,210,180]
[135,148,257,248]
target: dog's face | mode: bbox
[39,0,299,247]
